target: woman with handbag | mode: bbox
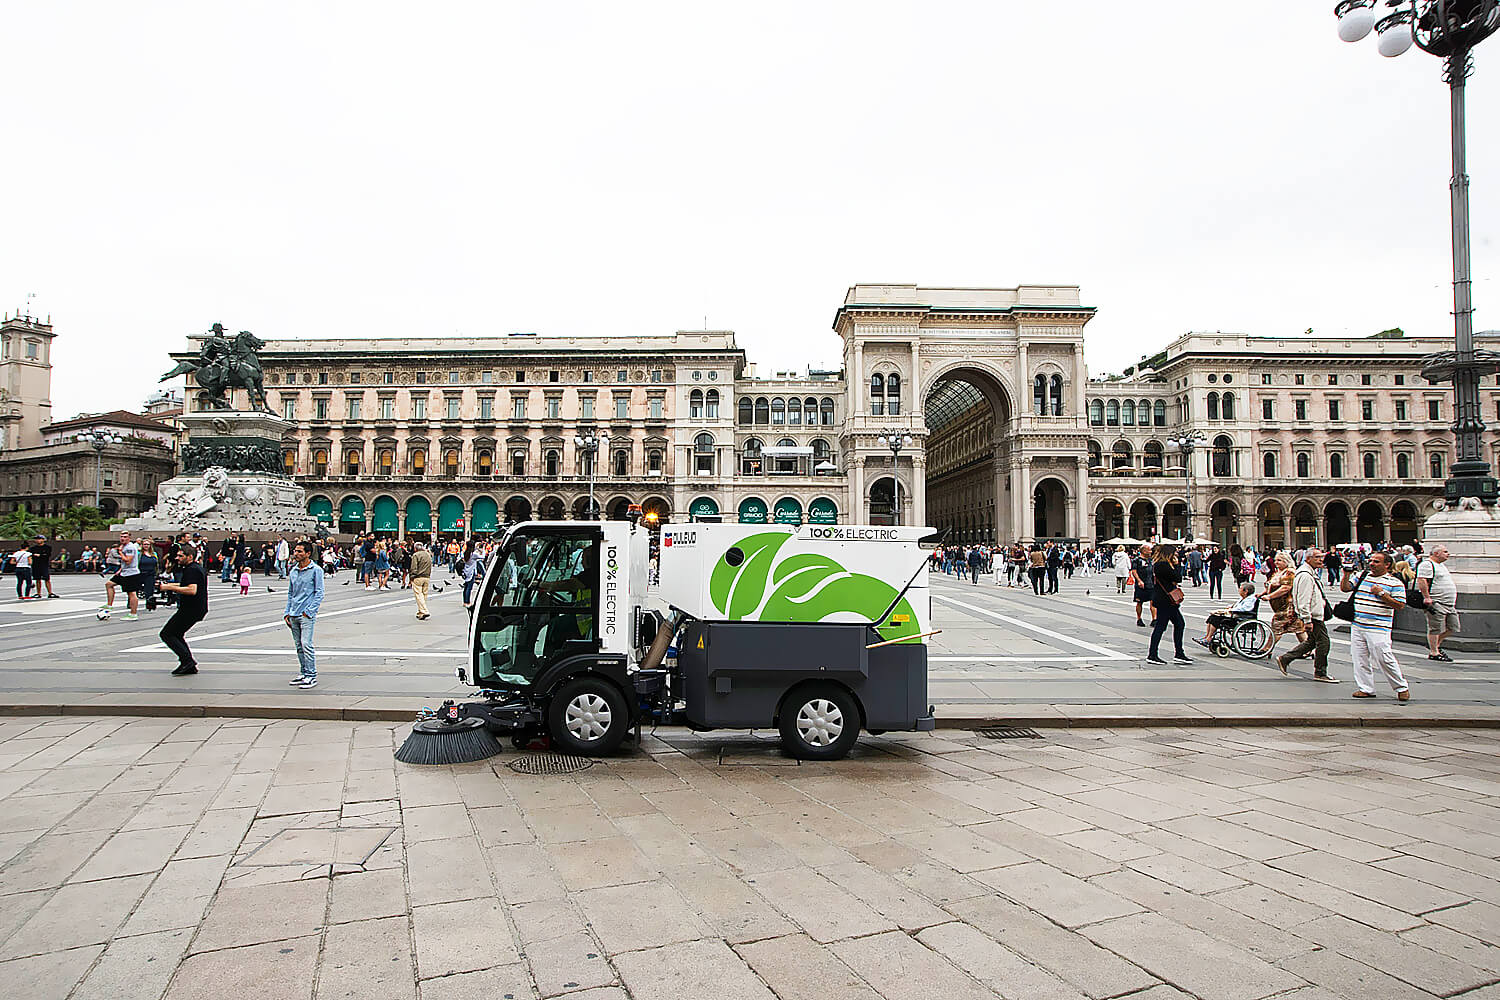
[1146,543,1191,664]
[1258,551,1305,663]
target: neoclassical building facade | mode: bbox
[250,285,1484,548]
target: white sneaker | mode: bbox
[364,585,374,591]
[297,677,318,688]
[288,677,306,686]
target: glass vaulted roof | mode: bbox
[925,378,988,433]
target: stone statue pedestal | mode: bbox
[118,410,321,536]
[1392,500,1500,652]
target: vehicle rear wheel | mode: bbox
[547,676,629,756]
[778,683,860,761]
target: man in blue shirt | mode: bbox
[284,540,325,689]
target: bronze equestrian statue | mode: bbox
[161,322,270,411]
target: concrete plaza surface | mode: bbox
[4,716,1500,999]
[0,569,1497,726]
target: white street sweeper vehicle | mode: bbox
[397,516,939,764]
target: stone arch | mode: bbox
[1033,476,1068,538]
[920,362,1016,542]
[1356,499,1386,544]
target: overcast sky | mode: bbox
[6,2,1497,420]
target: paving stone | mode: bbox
[525,804,620,845]
[508,898,616,996]
[547,836,656,889]
[612,812,712,869]
[974,860,1143,928]
[0,873,151,959]
[736,933,882,1000]
[815,859,953,931]
[468,804,531,847]
[316,916,415,1000]
[1297,913,1489,995]
[416,963,536,1000]
[259,780,343,818]
[901,824,1029,873]
[971,818,1119,877]
[406,836,489,906]
[69,825,192,882]
[1206,882,1331,930]
[175,807,257,860]
[745,865,897,942]
[662,862,795,943]
[411,897,519,980]
[72,928,193,1000]
[1400,922,1500,974]
[1226,861,1427,932]
[576,879,713,953]
[403,803,474,843]
[1276,947,1438,1000]
[121,855,233,936]
[833,929,996,1000]
[192,877,329,952]
[1427,900,1500,941]
[0,829,112,894]
[614,938,776,1000]
[1269,851,1467,915]
[164,934,320,1000]
[1081,911,1307,1000]
[915,921,1089,1000]
[485,843,567,903]
[329,867,408,924]
[0,944,104,1000]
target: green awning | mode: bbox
[438,496,465,532]
[471,496,499,532]
[738,497,768,524]
[371,496,399,532]
[773,497,803,525]
[405,496,432,532]
[308,496,334,524]
[808,496,838,525]
[338,496,366,522]
[689,496,719,520]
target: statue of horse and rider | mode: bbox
[161,323,270,411]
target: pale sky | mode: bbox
[6,2,1497,420]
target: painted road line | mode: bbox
[176,648,466,659]
[929,655,1105,663]
[932,593,1131,661]
[121,597,412,652]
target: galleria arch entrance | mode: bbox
[923,367,1013,544]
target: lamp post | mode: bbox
[574,430,608,520]
[1336,0,1500,504]
[75,431,122,509]
[875,429,913,526]
[1166,430,1205,542]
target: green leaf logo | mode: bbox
[709,532,791,619]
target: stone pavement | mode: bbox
[4,715,1500,999]
[0,570,1497,726]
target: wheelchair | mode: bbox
[1207,600,1272,660]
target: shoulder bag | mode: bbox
[1332,571,1366,623]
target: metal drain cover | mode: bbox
[506,753,597,775]
[975,726,1044,740]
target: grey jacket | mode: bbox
[1291,562,1327,622]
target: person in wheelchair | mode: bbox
[1195,582,1258,648]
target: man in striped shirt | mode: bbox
[1339,550,1411,702]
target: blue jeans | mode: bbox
[288,615,316,679]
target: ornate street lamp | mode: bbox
[75,431,123,509]
[1166,430,1205,541]
[574,430,609,520]
[1336,0,1500,504]
[875,429,913,526]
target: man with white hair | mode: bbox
[1418,544,1460,662]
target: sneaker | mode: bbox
[170,664,198,676]
[1313,675,1341,683]
[289,677,307,686]
[1193,637,1211,648]
[1146,655,1167,664]
[47,594,58,599]
[1174,654,1194,663]
[1428,651,1453,662]
[121,613,138,621]
[297,676,318,688]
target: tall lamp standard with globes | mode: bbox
[876,429,913,526]
[1166,430,1205,542]
[75,431,123,509]
[1336,0,1500,505]
[574,430,608,520]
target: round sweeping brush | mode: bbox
[394,716,502,765]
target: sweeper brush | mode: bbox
[395,713,502,765]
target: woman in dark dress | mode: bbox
[1147,543,1191,664]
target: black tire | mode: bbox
[778,683,861,761]
[547,676,630,756]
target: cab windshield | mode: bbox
[473,530,598,688]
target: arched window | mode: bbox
[445,449,460,477]
[887,374,901,415]
[283,450,297,475]
[345,450,360,475]
[1154,400,1166,426]
[1033,375,1046,416]
[1211,435,1232,477]
[755,397,770,424]
[1396,453,1411,479]
[870,375,885,416]
[771,398,786,424]
[1106,400,1119,426]
[1330,453,1344,478]
[613,449,628,476]
[542,449,559,477]
[1139,399,1151,425]
[1051,376,1065,416]
[705,389,719,419]
[1087,440,1103,468]
[1207,392,1220,421]
[1431,452,1445,478]
[694,433,715,475]
[741,437,763,476]
[738,398,753,425]
[379,449,394,475]
[1296,453,1310,477]
[1144,440,1164,469]
[1222,392,1236,420]
[1089,400,1104,425]
[313,448,328,477]
[1363,452,1377,479]
[1121,399,1136,426]
[787,397,801,425]
[775,437,798,474]
[647,448,663,474]
[1112,440,1133,469]
[689,389,704,420]
[805,397,819,426]
[820,397,834,426]
[476,450,492,476]
[411,449,425,476]
[1263,451,1277,478]
[812,438,832,473]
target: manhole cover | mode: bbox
[974,727,1044,740]
[506,753,596,775]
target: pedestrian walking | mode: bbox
[1131,542,1156,627]
[1258,551,1304,663]
[410,541,433,620]
[1340,550,1411,702]
[1112,547,1130,594]
[1146,543,1191,664]
[1415,544,1460,661]
[9,544,32,600]
[1279,547,1338,682]
[275,535,290,579]
[157,543,207,676]
[284,541,324,688]
[967,546,985,586]
[101,531,143,620]
[1187,545,1203,587]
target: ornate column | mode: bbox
[1016,457,1033,541]
[852,454,866,523]
[913,454,927,527]
[1016,342,1030,426]
[853,341,865,416]
[1073,343,1087,417]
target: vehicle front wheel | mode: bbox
[547,676,630,756]
[779,684,860,761]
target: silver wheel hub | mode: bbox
[565,693,612,742]
[796,699,844,747]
